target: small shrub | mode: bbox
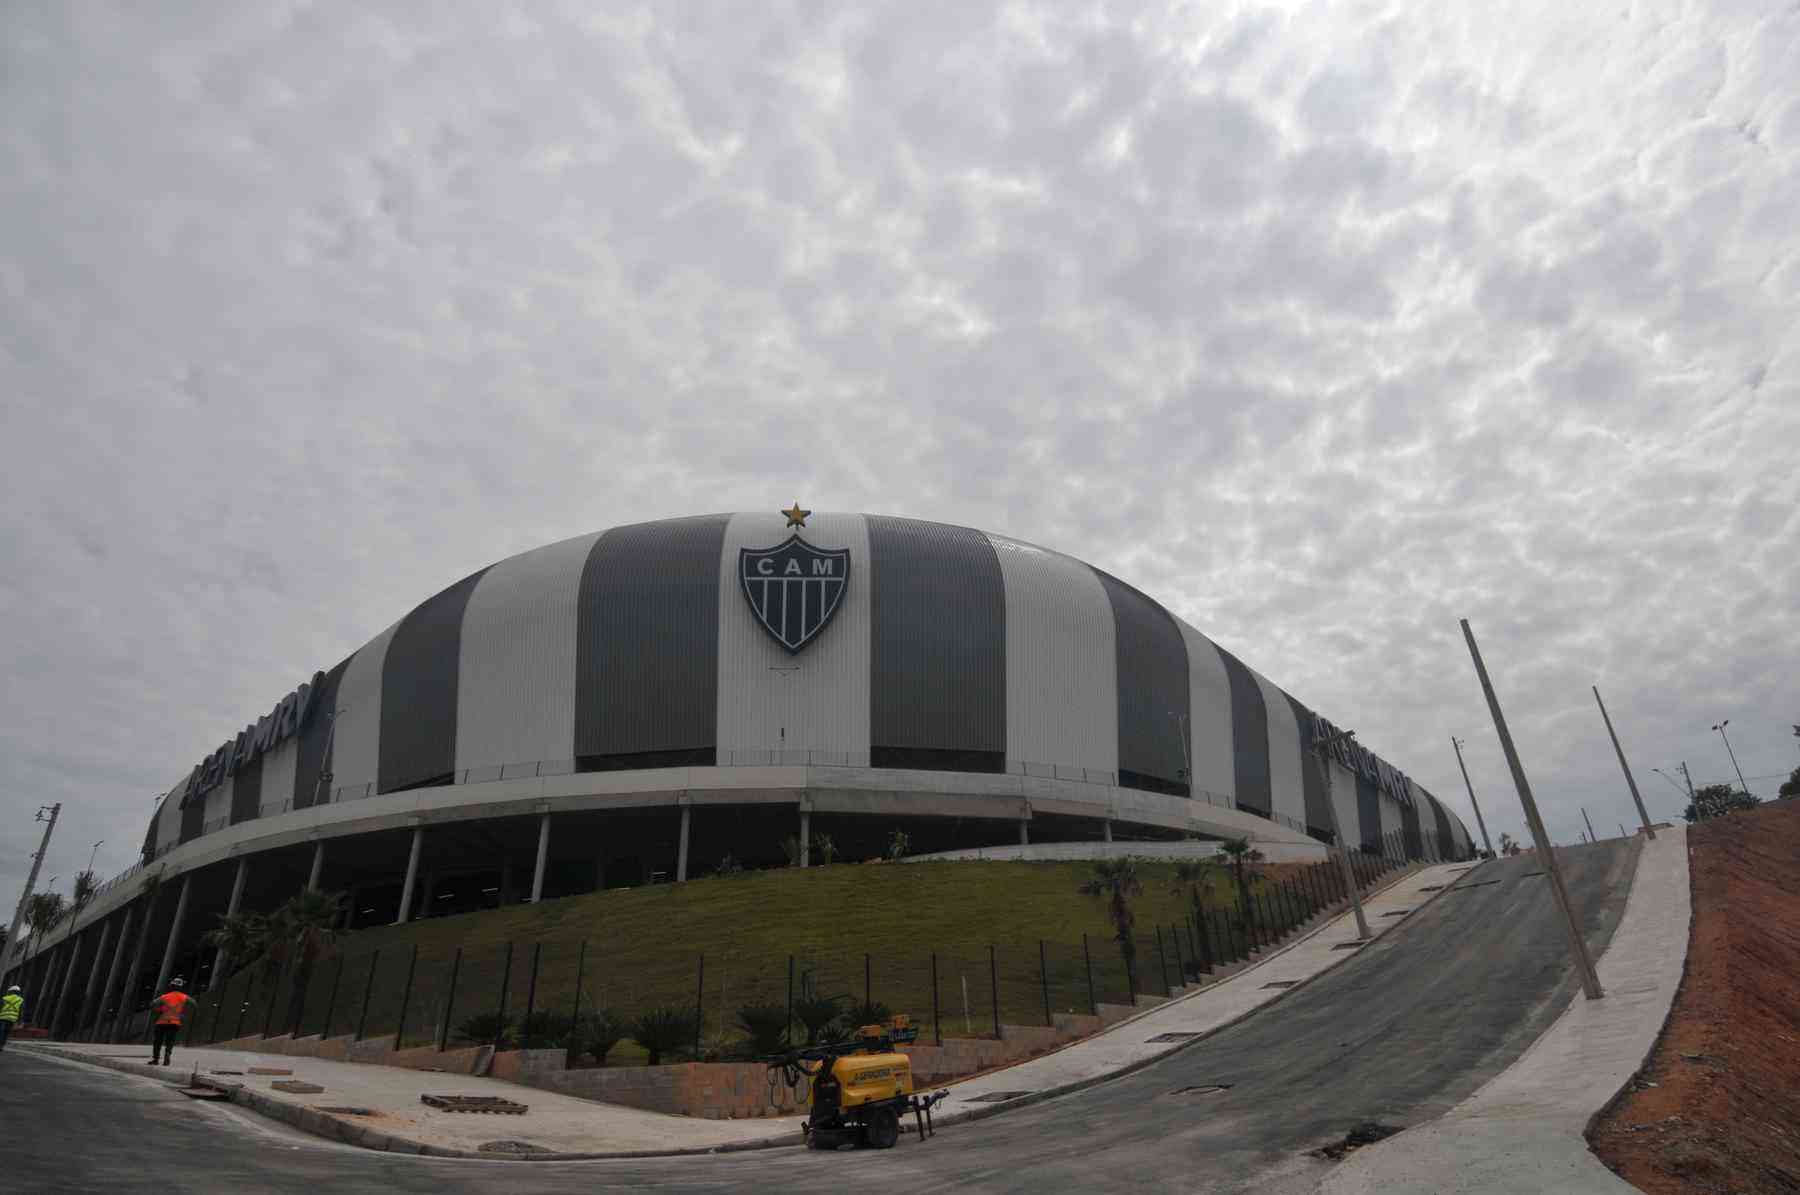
[516,1010,572,1049]
[842,999,891,1030]
[815,833,837,865]
[455,1011,515,1048]
[736,1002,791,1056]
[886,829,910,861]
[781,836,802,867]
[714,853,742,878]
[792,995,843,1046]
[631,1006,698,1067]
[572,1010,625,1066]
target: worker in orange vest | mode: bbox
[149,977,192,1066]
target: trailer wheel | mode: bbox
[866,1105,900,1149]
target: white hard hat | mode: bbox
[5,985,18,992]
[170,977,185,988]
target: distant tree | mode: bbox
[1081,857,1144,996]
[1683,783,1762,823]
[1498,832,1522,857]
[1779,765,1800,801]
[202,910,270,982]
[23,891,65,947]
[71,870,98,913]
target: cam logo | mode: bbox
[739,535,850,654]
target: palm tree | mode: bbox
[266,889,345,1032]
[1219,838,1265,915]
[23,891,65,951]
[1081,857,1144,996]
[202,910,270,984]
[71,870,99,917]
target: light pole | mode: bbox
[1651,768,1687,798]
[1711,721,1751,796]
[1592,687,1655,839]
[1449,735,1495,858]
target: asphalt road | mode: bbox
[4,843,1639,1194]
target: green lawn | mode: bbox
[200,857,1339,1061]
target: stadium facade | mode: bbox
[3,510,1471,1025]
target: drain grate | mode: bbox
[963,1090,1032,1103]
[479,1140,549,1155]
[1381,909,1411,917]
[1145,1031,1202,1043]
[1419,884,1444,891]
[1331,942,1365,951]
[1170,1084,1233,1096]
[421,1094,528,1115]
[1261,980,1299,990]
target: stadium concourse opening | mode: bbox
[0,511,1471,1038]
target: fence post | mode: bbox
[524,942,541,1032]
[693,953,705,1059]
[492,942,514,1055]
[1082,934,1097,1015]
[1038,940,1052,1027]
[261,961,283,1038]
[355,950,380,1042]
[1154,926,1171,995]
[438,947,461,1052]
[1192,910,1212,973]
[785,954,795,1047]
[567,940,586,1071]
[987,945,1000,1039]
[234,971,254,1041]
[208,979,227,1043]
[396,944,418,1049]
[864,952,872,1013]
[1170,922,1189,983]
[930,952,941,1046]
[320,957,344,1039]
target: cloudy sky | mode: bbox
[3,1,1797,904]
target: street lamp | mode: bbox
[1650,768,1687,797]
[1711,720,1752,796]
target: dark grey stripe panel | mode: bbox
[1285,695,1332,836]
[230,756,261,825]
[293,657,351,810]
[576,515,731,767]
[1425,791,1457,859]
[378,567,491,793]
[867,516,1005,772]
[178,794,204,844]
[1355,772,1382,851]
[144,797,167,860]
[1215,647,1271,816]
[1399,791,1424,859]
[1093,569,1188,797]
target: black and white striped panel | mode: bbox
[380,567,490,793]
[1092,568,1189,797]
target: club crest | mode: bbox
[739,535,850,654]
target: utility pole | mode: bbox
[1711,721,1752,797]
[1309,727,1370,941]
[1449,736,1495,857]
[1593,687,1655,839]
[1460,620,1603,1000]
[6,804,61,974]
[1678,761,1696,799]
[1580,808,1597,843]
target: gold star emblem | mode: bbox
[781,502,811,528]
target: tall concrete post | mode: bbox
[676,804,691,883]
[111,894,157,1041]
[210,857,251,990]
[1449,736,1495,858]
[92,906,134,1039]
[74,915,117,1035]
[1462,619,1603,1000]
[5,803,60,972]
[1593,686,1656,840]
[52,926,99,1037]
[1581,807,1598,844]
[306,841,326,891]
[152,874,194,996]
[395,827,424,925]
[530,812,552,903]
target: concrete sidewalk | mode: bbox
[22,859,1464,1160]
[931,861,1470,1123]
[1317,827,1691,1194]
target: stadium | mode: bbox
[3,509,1471,1013]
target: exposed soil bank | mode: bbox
[1589,800,1800,1193]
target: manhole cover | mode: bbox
[421,1094,529,1114]
[1331,942,1365,951]
[1419,884,1444,891]
[317,1106,376,1117]
[248,1067,293,1076]
[1309,1121,1403,1160]
[271,1080,325,1094]
[1261,980,1299,990]
[963,1091,1032,1103]
[478,1140,548,1154]
[1169,1084,1232,1096]
[177,1087,231,1101]
[1145,1031,1201,1043]
[1381,910,1411,917]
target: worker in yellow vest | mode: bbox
[0,985,24,1052]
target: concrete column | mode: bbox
[1019,819,1030,846]
[799,809,811,868]
[45,937,80,1033]
[676,805,691,883]
[500,859,516,906]
[395,827,424,925]
[105,902,148,1041]
[530,812,551,903]
[53,926,99,1037]
[306,840,326,891]
[93,906,134,1040]
[210,856,251,990]
[152,874,194,995]
[73,917,116,1036]
[592,859,606,893]
[1103,820,1114,843]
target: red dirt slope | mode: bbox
[1589,800,1800,1193]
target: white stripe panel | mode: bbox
[455,531,601,774]
[203,773,233,831]
[716,511,872,765]
[987,532,1117,779]
[261,737,298,815]
[329,621,400,798]
[1251,669,1308,831]
[1174,621,1236,806]
[1329,760,1364,846]
[156,782,185,848]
